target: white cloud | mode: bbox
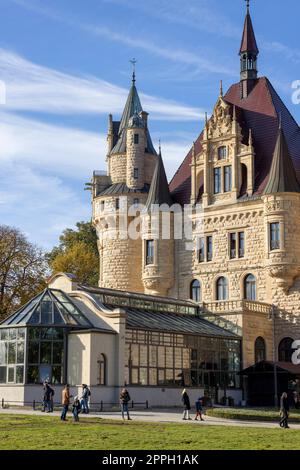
[0,48,203,121]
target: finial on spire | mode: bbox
[158,139,161,155]
[220,80,223,97]
[130,58,137,84]
[245,0,250,13]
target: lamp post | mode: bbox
[271,304,278,408]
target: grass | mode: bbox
[206,407,300,423]
[0,414,300,450]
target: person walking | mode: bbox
[279,392,290,429]
[194,397,204,421]
[42,382,53,413]
[61,384,72,421]
[80,384,91,414]
[182,389,191,420]
[72,396,81,422]
[120,388,132,421]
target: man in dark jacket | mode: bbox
[182,389,191,420]
[279,392,290,428]
[120,388,132,420]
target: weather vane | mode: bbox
[245,0,250,11]
[130,58,137,83]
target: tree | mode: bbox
[0,225,49,320]
[48,221,99,286]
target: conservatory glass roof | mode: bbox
[0,289,93,328]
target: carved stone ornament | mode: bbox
[268,265,300,293]
[207,98,232,139]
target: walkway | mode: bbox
[0,407,298,429]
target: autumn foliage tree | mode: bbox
[48,221,99,286]
[0,225,49,320]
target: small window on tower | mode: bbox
[101,201,105,212]
[218,146,227,160]
[134,134,139,145]
[134,168,139,180]
[146,240,154,265]
[115,198,120,210]
[133,198,140,209]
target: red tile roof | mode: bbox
[169,77,300,204]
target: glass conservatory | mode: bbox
[0,289,93,385]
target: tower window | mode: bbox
[115,198,120,210]
[146,240,154,265]
[101,201,105,212]
[218,146,227,160]
[214,168,221,194]
[190,280,201,302]
[133,198,140,208]
[270,222,280,250]
[134,168,139,180]
[224,166,232,192]
[134,134,139,145]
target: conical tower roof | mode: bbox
[111,80,156,155]
[239,6,259,54]
[264,124,300,194]
[146,148,173,211]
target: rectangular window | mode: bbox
[238,232,245,258]
[134,168,139,180]
[197,238,205,263]
[115,198,120,210]
[224,166,232,192]
[218,146,227,160]
[134,134,139,144]
[133,198,139,209]
[270,222,280,250]
[146,240,154,265]
[230,233,237,259]
[101,201,105,212]
[207,236,213,262]
[214,168,221,194]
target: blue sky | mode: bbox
[0,0,299,249]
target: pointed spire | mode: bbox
[240,1,259,55]
[145,146,173,210]
[264,123,300,195]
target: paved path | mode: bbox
[0,407,299,429]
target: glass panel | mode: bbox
[53,342,63,364]
[8,342,16,364]
[16,365,24,384]
[166,369,174,384]
[53,304,64,324]
[39,365,52,383]
[131,368,139,384]
[9,329,17,340]
[27,366,39,384]
[0,342,7,365]
[158,346,165,368]
[28,341,39,364]
[40,342,52,364]
[29,328,40,340]
[8,366,15,383]
[17,342,24,364]
[0,366,7,383]
[149,368,157,386]
[52,366,62,384]
[0,330,8,340]
[131,344,139,367]
[149,346,157,367]
[139,345,148,367]
[17,328,26,340]
[28,307,41,324]
[41,300,53,324]
[140,367,147,385]
[158,369,165,385]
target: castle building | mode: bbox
[1,2,300,407]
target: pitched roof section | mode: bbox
[264,125,300,194]
[111,82,156,155]
[240,10,259,54]
[170,78,300,203]
[146,149,173,210]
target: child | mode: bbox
[195,397,204,421]
[72,395,81,422]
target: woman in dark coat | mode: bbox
[279,392,290,429]
[182,389,191,420]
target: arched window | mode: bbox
[255,337,266,363]
[190,280,201,302]
[216,277,228,301]
[218,146,227,160]
[242,54,247,71]
[278,338,294,362]
[97,354,107,385]
[247,55,254,70]
[244,274,256,301]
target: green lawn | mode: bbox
[206,407,300,423]
[0,414,300,450]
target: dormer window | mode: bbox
[218,146,227,160]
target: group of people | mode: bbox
[181,389,205,421]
